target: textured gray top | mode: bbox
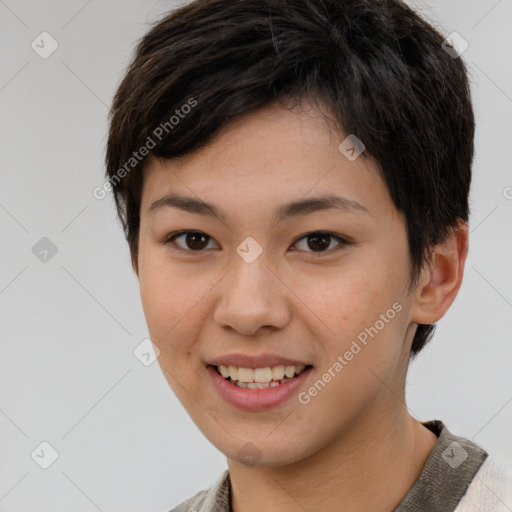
[169,420,488,511]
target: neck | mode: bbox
[227,408,438,512]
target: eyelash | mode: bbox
[163,230,351,256]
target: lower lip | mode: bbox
[207,365,313,412]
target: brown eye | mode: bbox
[292,231,348,253]
[165,230,349,255]
[166,231,218,251]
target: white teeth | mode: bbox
[284,366,296,378]
[272,365,285,380]
[237,367,254,382]
[254,367,272,383]
[217,364,309,384]
[228,366,238,380]
[235,378,292,389]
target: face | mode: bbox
[137,101,418,467]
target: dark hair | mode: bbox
[105,0,474,356]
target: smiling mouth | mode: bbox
[214,364,313,389]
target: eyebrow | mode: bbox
[147,193,371,221]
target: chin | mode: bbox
[215,434,315,468]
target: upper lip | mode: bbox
[208,353,312,369]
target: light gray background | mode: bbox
[1,0,511,510]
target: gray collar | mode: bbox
[393,420,488,511]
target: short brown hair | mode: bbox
[105,0,475,356]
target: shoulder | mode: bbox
[168,470,231,512]
[455,457,512,512]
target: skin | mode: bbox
[136,100,468,512]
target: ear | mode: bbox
[410,219,469,325]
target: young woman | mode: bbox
[104,1,512,510]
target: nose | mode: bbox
[213,256,292,336]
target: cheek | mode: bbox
[138,250,204,351]
[295,308,407,438]
[291,255,409,374]
[293,256,403,328]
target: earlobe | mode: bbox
[410,220,469,325]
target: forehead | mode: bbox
[140,102,391,220]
